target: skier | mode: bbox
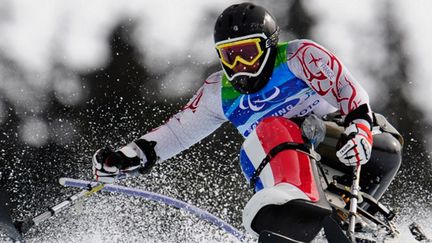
[92,2,402,242]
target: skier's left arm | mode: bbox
[287,39,373,166]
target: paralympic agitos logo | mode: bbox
[239,87,281,112]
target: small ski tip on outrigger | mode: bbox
[409,222,431,242]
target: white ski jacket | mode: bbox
[126,39,372,164]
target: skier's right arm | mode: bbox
[92,72,227,183]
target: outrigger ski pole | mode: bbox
[59,177,246,241]
[347,163,362,242]
[14,182,105,234]
[13,177,245,241]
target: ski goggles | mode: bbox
[215,35,265,70]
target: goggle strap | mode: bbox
[265,27,280,48]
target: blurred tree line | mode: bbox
[0,0,431,236]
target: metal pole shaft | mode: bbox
[18,183,104,234]
[32,189,90,226]
[348,164,361,242]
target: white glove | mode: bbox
[92,146,143,183]
[336,122,373,166]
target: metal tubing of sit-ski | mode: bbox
[347,164,361,241]
[59,177,246,242]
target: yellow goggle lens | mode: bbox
[216,38,264,69]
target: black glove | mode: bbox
[92,146,141,183]
[92,139,157,183]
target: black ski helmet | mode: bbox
[214,2,279,94]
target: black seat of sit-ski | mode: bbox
[253,199,332,242]
[252,160,332,242]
